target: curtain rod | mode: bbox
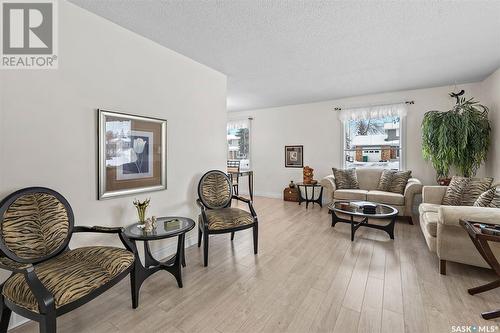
[334,100,414,111]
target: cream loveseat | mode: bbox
[419,185,500,274]
[321,169,422,223]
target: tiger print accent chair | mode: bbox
[0,187,135,333]
[197,170,258,266]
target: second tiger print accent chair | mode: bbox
[0,187,135,333]
[197,170,258,266]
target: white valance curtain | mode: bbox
[338,103,407,122]
[227,118,250,130]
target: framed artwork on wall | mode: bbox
[285,145,303,168]
[98,109,167,199]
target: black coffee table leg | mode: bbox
[350,216,369,241]
[330,210,396,241]
[331,210,339,227]
[387,216,396,239]
[350,215,355,241]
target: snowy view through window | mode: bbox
[344,116,401,170]
[227,124,250,170]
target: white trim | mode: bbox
[150,233,197,259]
[341,110,406,170]
[341,121,346,168]
[9,315,29,330]
[226,117,252,170]
[400,116,407,170]
[238,190,281,199]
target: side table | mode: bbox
[123,216,195,308]
[296,182,323,209]
[460,219,500,320]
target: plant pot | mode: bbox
[437,178,451,186]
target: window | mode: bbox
[340,104,406,170]
[227,118,251,170]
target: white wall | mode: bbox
[482,68,500,180]
[231,82,486,198]
[0,1,226,327]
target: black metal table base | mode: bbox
[130,234,186,308]
[297,185,323,209]
[330,211,396,241]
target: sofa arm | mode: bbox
[423,186,447,204]
[404,178,422,196]
[403,178,422,216]
[438,206,500,227]
[320,175,336,192]
[320,175,336,202]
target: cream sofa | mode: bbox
[419,185,500,274]
[320,169,422,223]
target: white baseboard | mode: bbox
[150,233,197,259]
[7,233,198,331]
[238,191,282,199]
[9,314,29,330]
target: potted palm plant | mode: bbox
[422,92,491,183]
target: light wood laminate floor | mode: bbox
[10,197,500,333]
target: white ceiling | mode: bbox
[70,0,500,111]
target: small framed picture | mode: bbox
[285,145,303,168]
[98,109,167,199]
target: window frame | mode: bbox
[227,117,252,170]
[340,116,406,170]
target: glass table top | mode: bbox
[123,216,195,240]
[328,201,398,217]
[295,182,322,186]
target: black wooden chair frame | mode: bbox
[0,187,136,333]
[196,170,258,267]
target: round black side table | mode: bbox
[123,216,195,309]
[296,182,323,209]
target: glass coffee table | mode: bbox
[123,216,195,308]
[328,201,398,241]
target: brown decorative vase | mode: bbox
[303,166,314,184]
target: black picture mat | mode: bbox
[285,145,303,168]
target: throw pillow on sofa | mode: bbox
[376,170,412,194]
[442,176,493,206]
[492,189,500,208]
[332,168,359,189]
[442,176,468,205]
[474,186,500,208]
[461,177,494,206]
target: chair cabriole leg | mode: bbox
[253,222,258,254]
[39,312,56,333]
[0,296,11,333]
[203,230,209,267]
